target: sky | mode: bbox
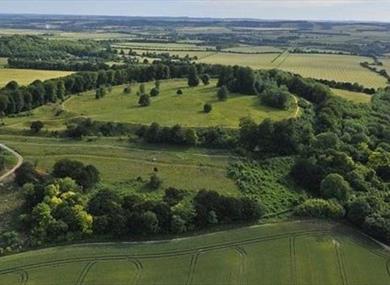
[1,0,390,22]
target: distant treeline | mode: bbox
[7,58,111,72]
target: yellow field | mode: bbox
[0,68,73,87]
[199,53,387,88]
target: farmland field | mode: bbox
[64,79,297,128]
[222,45,284,53]
[0,134,239,195]
[199,53,387,88]
[0,220,388,285]
[0,68,72,87]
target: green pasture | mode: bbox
[0,134,238,196]
[331,89,372,104]
[64,79,296,128]
[0,68,72,87]
[0,220,388,285]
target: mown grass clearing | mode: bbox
[0,134,239,196]
[64,79,295,128]
[0,68,72,87]
[331,88,372,104]
[0,220,388,285]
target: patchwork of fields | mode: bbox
[0,68,72,87]
[0,220,388,285]
[0,134,239,195]
[113,41,387,88]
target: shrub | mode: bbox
[201,74,210,85]
[217,86,228,101]
[150,87,160,97]
[123,85,132,94]
[149,173,162,189]
[30,121,44,133]
[138,94,151,107]
[295,199,345,219]
[176,89,183,95]
[320,173,351,202]
[203,103,212,113]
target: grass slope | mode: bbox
[0,220,388,285]
[0,68,72,87]
[0,135,239,196]
[331,89,372,104]
[64,79,295,128]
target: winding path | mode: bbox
[0,144,23,182]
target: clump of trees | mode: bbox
[21,178,93,244]
[259,85,294,110]
[52,159,100,190]
[136,122,236,148]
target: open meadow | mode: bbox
[0,220,388,285]
[0,68,72,87]
[0,134,239,196]
[63,79,296,128]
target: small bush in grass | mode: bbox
[177,89,183,95]
[30,121,44,133]
[138,94,151,107]
[149,173,162,189]
[203,103,212,113]
[123,85,132,94]
[150,87,160,97]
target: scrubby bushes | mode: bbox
[260,85,295,110]
[294,199,345,219]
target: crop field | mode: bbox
[0,134,239,195]
[0,68,73,87]
[381,57,390,74]
[113,42,213,51]
[0,220,388,285]
[331,89,372,104]
[199,53,387,88]
[222,45,284,53]
[64,79,296,128]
